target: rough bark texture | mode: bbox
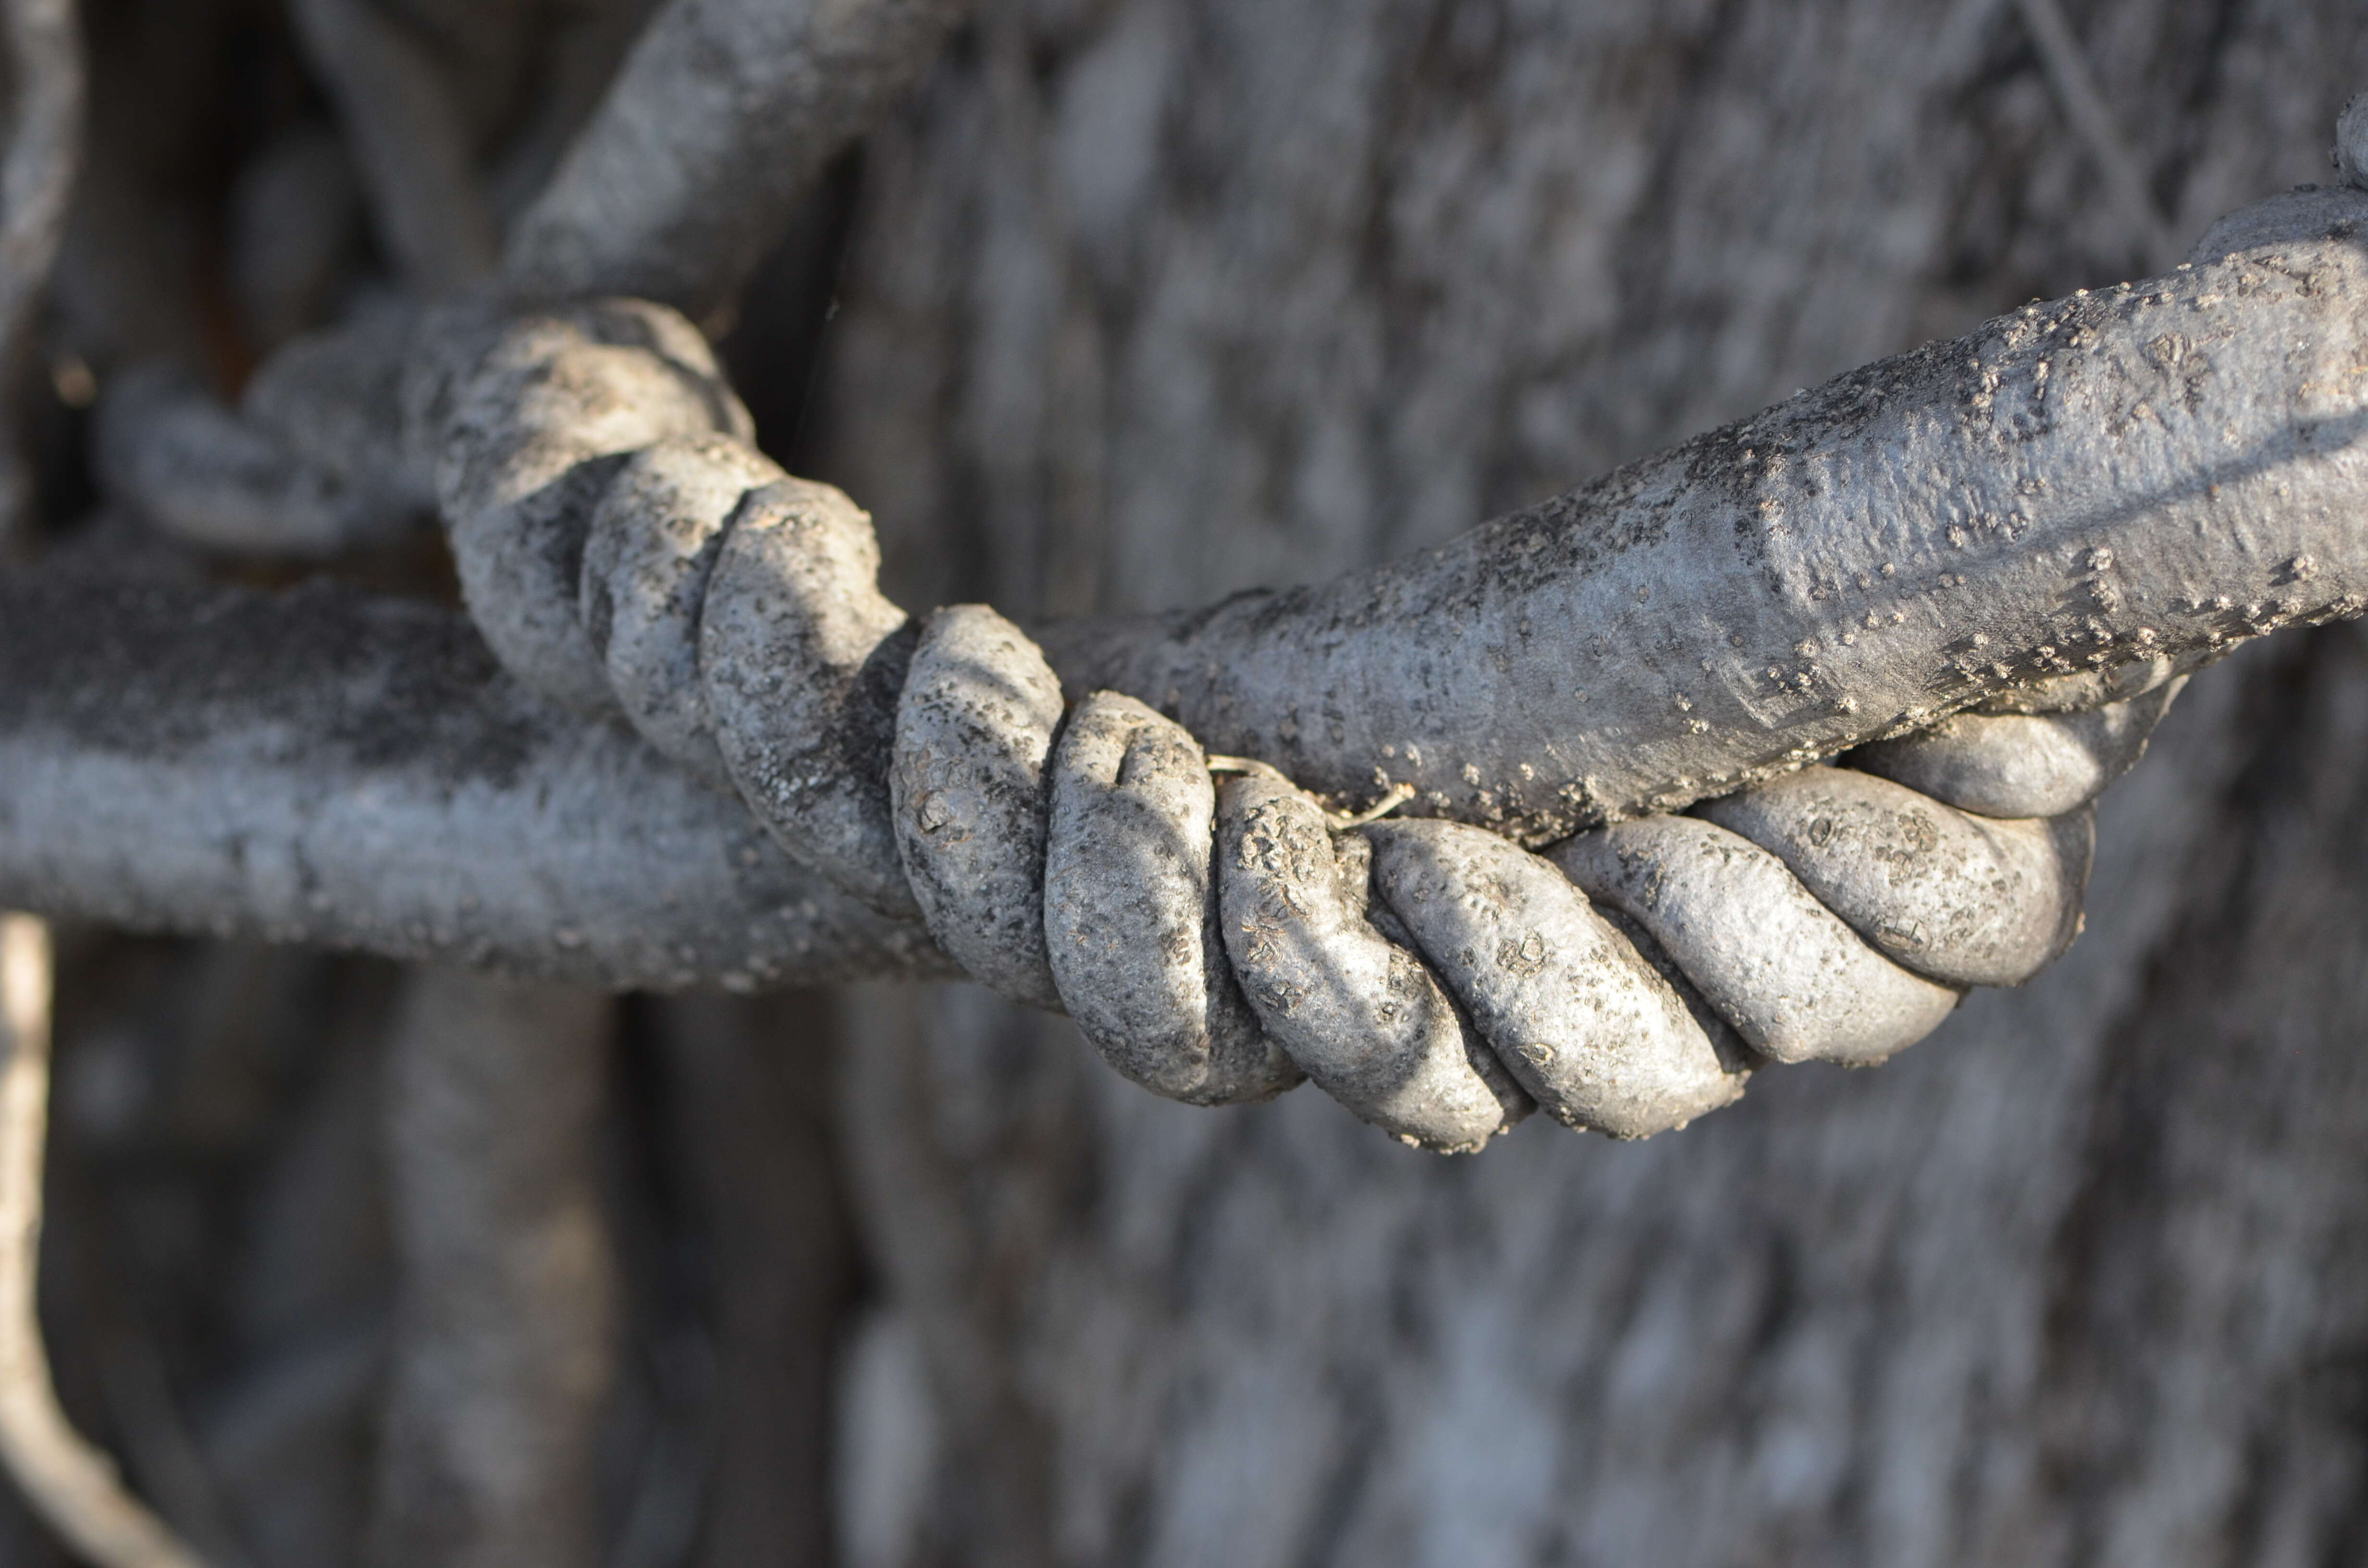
[817,3,2368,1563]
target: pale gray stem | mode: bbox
[0,0,82,548]
[0,916,210,1568]
[505,0,974,327]
[290,0,498,295]
[368,966,616,1568]
[0,0,78,333]
[2010,0,2180,271]
[0,565,950,990]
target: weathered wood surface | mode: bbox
[820,3,2368,1563]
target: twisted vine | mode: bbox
[93,59,2368,1153]
[424,295,2166,1152]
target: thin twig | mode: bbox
[290,0,497,295]
[2011,0,2181,271]
[0,0,84,550]
[1327,784,1418,832]
[0,914,210,1568]
[1203,755,1287,780]
[1207,756,1415,830]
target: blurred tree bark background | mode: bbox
[16,1,2368,1565]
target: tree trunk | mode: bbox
[813,2,2368,1562]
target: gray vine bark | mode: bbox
[814,3,2368,1564]
[369,968,616,1568]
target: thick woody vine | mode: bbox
[412,292,2155,1151]
[50,26,2368,1154]
[5,0,2368,1560]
